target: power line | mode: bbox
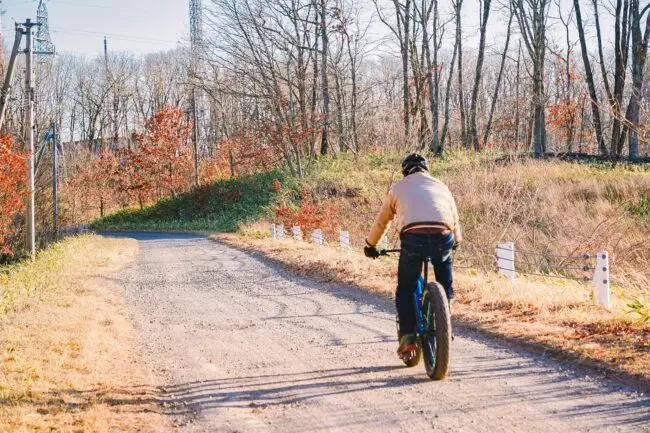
[1,0,110,6]
[49,27,180,46]
[48,0,111,8]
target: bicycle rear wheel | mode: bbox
[420,282,452,380]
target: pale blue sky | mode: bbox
[0,0,619,59]
[1,0,188,56]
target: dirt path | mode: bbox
[109,232,649,433]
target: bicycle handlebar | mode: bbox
[379,249,402,256]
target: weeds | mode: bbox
[0,235,110,316]
[627,298,650,324]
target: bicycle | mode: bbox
[380,249,452,380]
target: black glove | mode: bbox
[452,242,459,251]
[364,245,380,259]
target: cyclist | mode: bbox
[364,153,461,356]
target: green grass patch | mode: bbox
[91,170,290,232]
[626,194,650,220]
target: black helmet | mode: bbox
[401,153,428,176]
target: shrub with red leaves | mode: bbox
[0,135,27,255]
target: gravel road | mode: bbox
[108,232,649,433]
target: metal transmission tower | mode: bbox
[35,0,55,59]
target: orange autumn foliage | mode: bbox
[0,136,28,254]
[127,106,194,202]
[275,185,339,234]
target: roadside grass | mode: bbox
[216,233,650,386]
[91,169,289,232]
[288,151,650,298]
[0,235,114,316]
[0,235,171,432]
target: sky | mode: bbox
[0,0,189,56]
[0,0,618,60]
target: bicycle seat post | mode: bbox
[423,258,429,285]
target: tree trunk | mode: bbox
[469,0,491,151]
[440,17,460,153]
[346,33,359,152]
[319,0,330,156]
[574,0,607,155]
[483,9,512,148]
[611,0,631,157]
[626,0,650,160]
[423,0,440,153]
[532,60,546,156]
[515,41,521,147]
[513,0,549,157]
[455,0,468,148]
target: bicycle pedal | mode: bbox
[397,344,418,357]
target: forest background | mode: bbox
[1,0,649,258]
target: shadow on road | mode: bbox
[2,363,648,430]
[101,232,206,242]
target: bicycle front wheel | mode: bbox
[420,282,452,380]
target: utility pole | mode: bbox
[189,0,203,186]
[52,123,58,240]
[24,19,37,260]
[0,24,24,130]
[0,1,4,79]
[193,88,199,186]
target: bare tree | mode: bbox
[625,0,650,160]
[319,0,331,155]
[454,0,468,148]
[469,0,492,150]
[573,0,607,155]
[483,5,514,147]
[374,0,413,142]
[512,0,551,157]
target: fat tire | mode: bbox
[421,282,452,380]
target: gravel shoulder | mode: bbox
[108,232,649,433]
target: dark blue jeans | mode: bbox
[396,232,454,337]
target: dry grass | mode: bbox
[271,152,649,313]
[0,236,173,432]
[216,234,650,386]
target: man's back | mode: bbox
[366,171,461,246]
[390,172,459,233]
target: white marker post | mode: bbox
[312,229,324,246]
[496,242,516,282]
[593,251,611,311]
[339,230,350,252]
[292,226,302,241]
[270,223,277,239]
[277,225,285,239]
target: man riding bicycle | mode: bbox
[364,154,461,356]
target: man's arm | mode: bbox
[451,195,462,245]
[366,192,396,246]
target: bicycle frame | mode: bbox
[414,259,431,337]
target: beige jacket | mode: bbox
[366,172,462,246]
